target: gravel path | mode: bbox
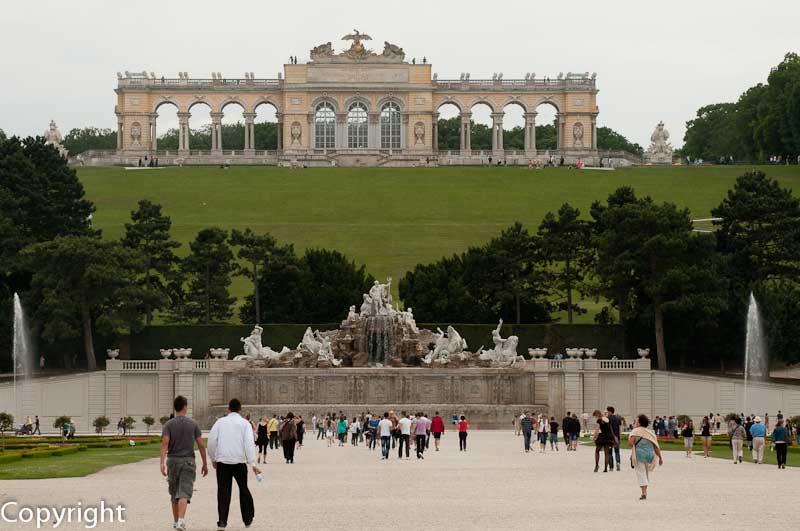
[1,431,795,530]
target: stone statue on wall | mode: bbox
[310,42,334,60]
[645,121,673,165]
[44,120,68,157]
[423,326,468,365]
[362,277,393,316]
[130,122,142,147]
[316,335,342,366]
[234,325,290,361]
[414,122,425,145]
[342,29,372,58]
[382,41,405,61]
[290,122,302,145]
[478,319,523,365]
[573,122,584,148]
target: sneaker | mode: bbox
[217,524,227,530]
[616,464,620,471]
[175,520,187,531]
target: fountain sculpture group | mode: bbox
[229,278,520,368]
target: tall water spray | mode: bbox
[12,293,32,417]
[744,292,768,415]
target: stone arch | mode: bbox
[533,97,561,151]
[187,97,212,112]
[533,96,561,114]
[502,97,528,113]
[434,97,464,113]
[252,97,281,115]
[377,95,405,112]
[252,99,280,151]
[309,95,339,113]
[468,97,496,113]
[343,94,372,112]
[153,97,181,113]
[219,97,246,113]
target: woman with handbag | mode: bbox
[279,412,298,464]
[628,414,663,500]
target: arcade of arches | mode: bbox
[105,32,600,167]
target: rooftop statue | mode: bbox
[309,31,406,63]
[342,29,372,58]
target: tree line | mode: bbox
[2,134,798,373]
[682,52,800,163]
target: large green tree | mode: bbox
[538,203,592,323]
[179,228,236,324]
[593,193,727,369]
[230,228,295,324]
[122,200,181,324]
[22,236,144,370]
[597,126,643,155]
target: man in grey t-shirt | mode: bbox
[160,395,208,531]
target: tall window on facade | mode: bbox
[347,102,368,149]
[380,102,401,149]
[314,102,335,149]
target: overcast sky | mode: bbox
[1,0,798,147]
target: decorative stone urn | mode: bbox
[584,348,597,359]
[173,348,192,359]
[565,348,581,359]
[527,347,547,359]
[637,348,650,359]
[209,348,229,360]
[160,349,173,359]
[106,349,120,359]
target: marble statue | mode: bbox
[234,325,289,361]
[310,42,334,60]
[478,319,523,365]
[347,305,358,322]
[290,122,302,145]
[423,326,468,365]
[316,336,342,366]
[362,277,394,316]
[44,120,68,157]
[414,122,425,145]
[645,121,673,165]
[298,326,323,354]
[382,41,405,60]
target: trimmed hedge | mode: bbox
[130,323,626,359]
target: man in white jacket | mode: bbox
[207,398,261,530]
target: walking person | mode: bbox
[378,412,393,460]
[256,417,268,464]
[771,419,789,469]
[295,415,305,449]
[280,413,298,464]
[207,398,260,530]
[32,416,41,436]
[593,410,616,473]
[337,416,347,447]
[700,416,712,458]
[628,414,663,501]
[607,406,622,470]
[431,412,445,451]
[537,415,548,453]
[415,412,429,459]
[730,417,746,464]
[749,416,767,464]
[398,412,411,458]
[681,419,694,458]
[458,416,468,451]
[160,396,208,531]
[350,416,360,447]
[367,414,379,450]
[520,412,534,453]
[267,414,279,450]
[549,417,559,451]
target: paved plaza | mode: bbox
[2,431,797,530]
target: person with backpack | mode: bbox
[279,412,298,464]
[628,414,663,500]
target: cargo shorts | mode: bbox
[167,456,196,502]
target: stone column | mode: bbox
[243,112,256,152]
[368,112,380,149]
[591,113,598,150]
[460,112,472,154]
[524,111,537,155]
[276,113,284,151]
[432,112,439,152]
[491,112,504,153]
[336,112,347,149]
[177,112,190,153]
[149,113,158,152]
[557,113,566,151]
[116,119,123,151]
[401,113,409,150]
[210,112,223,152]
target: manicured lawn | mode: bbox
[0,443,161,480]
[78,164,800,322]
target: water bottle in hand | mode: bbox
[255,473,263,484]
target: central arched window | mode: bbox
[380,102,401,149]
[314,102,335,149]
[347,102,368,149]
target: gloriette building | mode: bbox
[91,31,601,167]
